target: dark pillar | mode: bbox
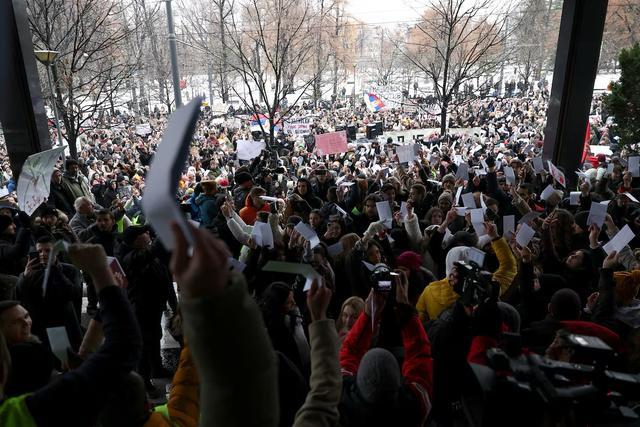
[543,0,608,187]
[0,0,51,179]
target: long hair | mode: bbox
[336,296,365,333]
[260,282,294,332]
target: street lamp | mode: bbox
[34,50,64,147]
[352,63,357,107]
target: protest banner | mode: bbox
[284,116,313,136]
[315,131,348,156]
[135,123,152,136]
[17,146,67,215]
[236,139,266,160]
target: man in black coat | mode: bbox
[15,236,83,349]
[120,225,176,391]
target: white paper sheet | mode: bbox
[470,208,486,236]
[454,186,463,205]
[503,215,515,239]
[623,192,640,203]
[17,146,67,215]
[455,207,468,216]
[142,97,202,250]
[540,184,557,201]
[456,163,469,180]
[515,223,536,247]
[547,161,566,187]
[586,202,608,229]
[461,192,477,209]
[396,144,415,164]
[570,192,581,205]
[262,261,320,291]
[503,166,516,184]
[376,201,393,229]
[47,326,71,366]
[518,211,541,225]
[602,225,636,255]
[400,202,409,220]
[628,156,640,178]
[294,221,321,249]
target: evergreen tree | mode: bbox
[604,43,640,147]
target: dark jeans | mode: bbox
[136,310,163,384]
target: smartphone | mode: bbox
[29,251,39,260]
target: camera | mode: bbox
[371,264,394,295]
[452,261,495,306]
[458,334,640,426]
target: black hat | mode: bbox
[122,225,150,246]
[235,172,253,186]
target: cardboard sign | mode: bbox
[315,131,348,156]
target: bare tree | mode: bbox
[225,0,325,144]
[27,0,136,158]
[179,0,234,103]
[399,0,513,135]
[600,0,640,71]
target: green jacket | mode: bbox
[180,274,279,427]
[293,319,342,427]
[181,274,343,427]
[0,395,36,427]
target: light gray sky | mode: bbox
[344,0,425,27]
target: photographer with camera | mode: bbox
[416,221,517,322]
[339,269,433,427]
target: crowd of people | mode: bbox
[0,92,638,426]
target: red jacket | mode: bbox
[467,320,622,365]
[239,195,270,225]
[340,311,433,421]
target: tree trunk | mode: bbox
[440,100,448,136]
[219,1,229,103]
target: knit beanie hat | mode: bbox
[356,348,402,404]
[438,191,453,204]
[497,302,521,333]
[396,251,423,271]
[0,215,14,234]
[614,270,640,303]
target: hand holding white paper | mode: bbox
[603,225,636,255]
[142,97,202,250]
[47,326,71,366]
[516,223,536,247]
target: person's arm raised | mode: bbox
[171,223,279,427]
[26,244,142,426]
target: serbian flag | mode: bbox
[581,121,591,163]
[364,93,385,112]
[250,114,282,133]
[250,114,268,127]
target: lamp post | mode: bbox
[164,0,182,109]
[34,50,64,147]
[352,63,357,107]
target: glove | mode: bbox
[17,211,32,228]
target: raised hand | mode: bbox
[306,279,332,322]
[170,223,230,298]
